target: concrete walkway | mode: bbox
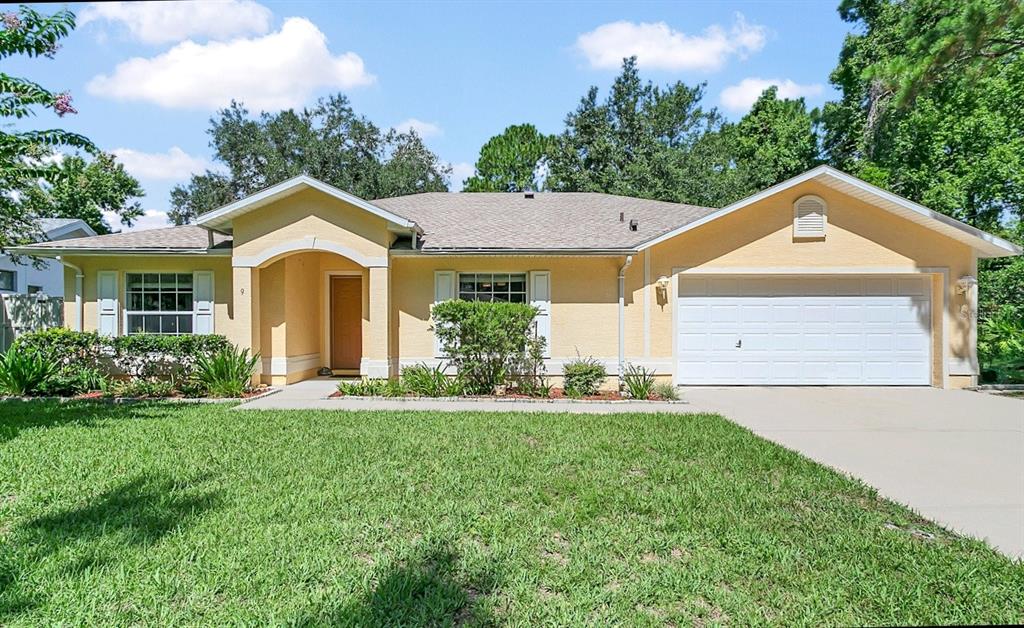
[681,386,1024,560]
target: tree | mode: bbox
[170,96,450,224]
[1,6,94,251]
[463,124,554,192]
[16,152,144,234]
[722,86,820,197]
[546,57,735,206]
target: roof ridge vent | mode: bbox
[629,218,638,232]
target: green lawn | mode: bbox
[1,402,1021,626]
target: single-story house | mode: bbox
[14,165,1021,389]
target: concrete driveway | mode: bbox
[683,387,1024,559]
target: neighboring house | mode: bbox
[13,166,1022,389]
[1,218,96,297]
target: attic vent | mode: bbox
[629,219,638,232]
[793,195,827,238]
[524,192,535,199]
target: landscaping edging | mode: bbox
[330,394,688,405]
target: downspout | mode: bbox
[617,254,634,386]
[56,256,83,331]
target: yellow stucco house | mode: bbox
[16,166,1021,389]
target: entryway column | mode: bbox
[364,265,390,378]
[231,265,262,382]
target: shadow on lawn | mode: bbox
[294,539,503,627]
[0,400,191,444]
[0,472,221,620]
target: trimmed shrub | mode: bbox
[336,378,404,397]
[107,377,178,399]
[431,300,545,394]
[38,366,106,397]
[622,363,656,399]
[194,345,260,398]
[0,347,57,396]
[563,356,606,398]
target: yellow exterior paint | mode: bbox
[56,179,990,388]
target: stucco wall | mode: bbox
[61,255,233,336]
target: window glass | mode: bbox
[125,272,194,335]
[457,272,527,303]
[0,270,15,291]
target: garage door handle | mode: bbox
[735,339,742,348]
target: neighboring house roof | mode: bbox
[639,165,1022,258]
[18,225,232,255]
[39,218,97,241]
[373,192,717,252]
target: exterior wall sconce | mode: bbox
[655,275,671,292]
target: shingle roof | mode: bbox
[20,192,717,254]
[38,218,80,232]
[24,225,232,251]
[373,192,717,251]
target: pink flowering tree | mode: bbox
[0,6,98,253]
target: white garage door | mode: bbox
[676,276,931,385]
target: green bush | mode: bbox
[563,356,606,398]
[401,363,464,397]
[107,377,178,399]
[652,382,679,401]
[0,347,58,396]
[978,305,1024,383]
[622,363,656,399]
[194,345,260,398]
[38,366,106,397]
[431,300,545,394]
[12,329,232,380]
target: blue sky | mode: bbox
[13,1,851,231]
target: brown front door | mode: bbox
[330,276,362,370]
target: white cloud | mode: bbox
[448,162,475,192]
[105,209,171,232]
[80,0,272,45]
[111,147,212,181]
[720,77,824,113]
[575,14,766,72]
[393,118,442,138]
[87,17,376,110]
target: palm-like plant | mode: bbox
[193,345,260,398]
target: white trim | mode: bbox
[669,266,949,387]
[196,174,418,232]
[638,165,1021,258]
[43,219,96,240]
[322,270,364,372]
[643,250,651,357]
[233,236,388,268]
[360,358,390,378]
[792,194,827,238]
[263,352,322,376]
[97,270,118,337]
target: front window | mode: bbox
[0,270,14,291]
[458,273,527,303]
[125,273,194,335]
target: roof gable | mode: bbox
[196,175,418,233]
[638,166,1021,258]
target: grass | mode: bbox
[1,401,1022,626]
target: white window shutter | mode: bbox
[793,195,827,238]
[529,271,551,358]
[433,270,455,357]
[193,271,214,334]
[97,271,118,336]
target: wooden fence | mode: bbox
[0,294,64,353]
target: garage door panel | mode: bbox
[676,276,930,385]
